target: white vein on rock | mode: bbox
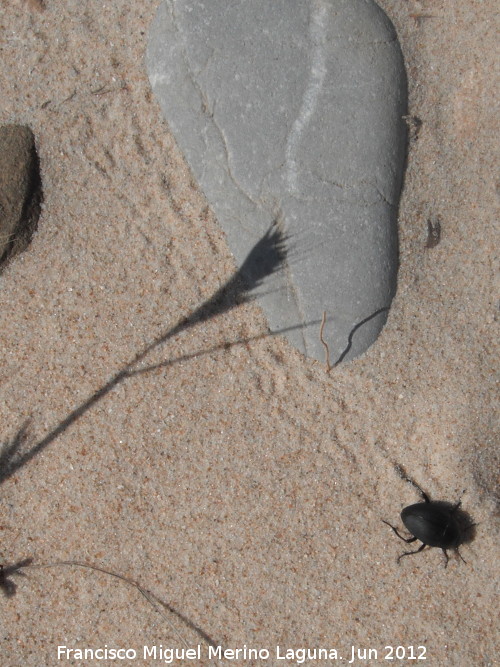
[285,0,328,195]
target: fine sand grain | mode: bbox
[0,1,498,665]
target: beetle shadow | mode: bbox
[450,503,477,547]
[333,305,390,366]
[424,499,477,550]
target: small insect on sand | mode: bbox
[382,479,474,567]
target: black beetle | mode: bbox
[383,482,470,567]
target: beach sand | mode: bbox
[0,0,498,664]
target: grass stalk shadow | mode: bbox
[0,224,292,483]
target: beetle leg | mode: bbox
[382,520,417,543]
[397,542,426,564]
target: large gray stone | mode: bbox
[147,0,407,363]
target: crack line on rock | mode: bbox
[169,0,259,210]
[310,170,397,208]
[211,111,260,208]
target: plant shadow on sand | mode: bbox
[0,221,390,649]
[0,219,391,482]
[0,222,308,651]
[0,222,293,484]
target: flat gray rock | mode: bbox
[147,0,407,363]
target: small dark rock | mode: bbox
[0,125,43,270]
